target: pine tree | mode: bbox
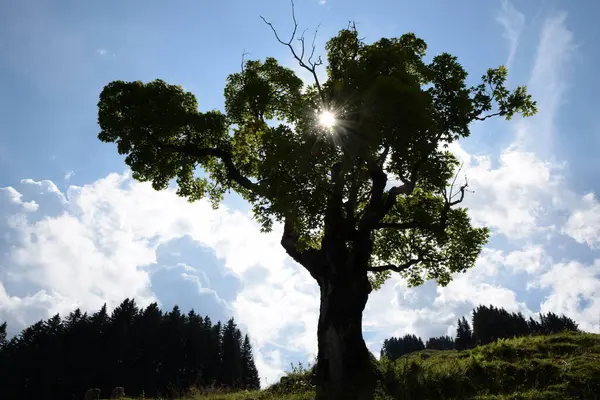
[380,334,425,360]
[425,335,455,350]
[0,321,7,350]
[0,298,265,398]
[455,317,473,350]
[220,318,244,388]
[241,334,260,390]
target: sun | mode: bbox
[318,110,337,129]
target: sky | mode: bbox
[1,0,600,386]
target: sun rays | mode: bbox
[318,110,337,129]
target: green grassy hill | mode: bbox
[110,332,600,400]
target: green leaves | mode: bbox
[97,26,535,291]
[98,79,230,205]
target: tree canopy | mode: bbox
[97,25,536,291]
[97,17,537,398]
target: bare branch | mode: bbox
[449,178,468,206]
[298,28,309,61]
[308,23,322,67]
[260,1,324,101]
[448,162,463,201]
[240,49,250,72]
[367,257,422,273]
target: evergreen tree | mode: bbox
[0,321,7,349]
[220,318,244,388]
[380,334,425,360]
[426,335,455,350]
[131,302,163,395]
[455,317,473,350]
[539,312,578,334]
[0,299,261,399]
[241,334,260,390]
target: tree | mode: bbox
[425,335,455,350]
[0,321,7,350]
[220,318,243,388]
[455,317,473,350]
[241,334,261,390]
[380,334,425,361]
[96,8,536,397]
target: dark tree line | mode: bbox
[381,305,579,360]
[0,299,260,399]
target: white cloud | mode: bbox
[563,193,600,249]
[21,178,67,203]
[449,143,563,238]
[96,48,108,56]
[517,11,576,153]
[496,0,526,68]
[537,260,600,333]
[64,170,74,180]
[0,186,39,212]
[0,172,316,385]
[504,244,547,274]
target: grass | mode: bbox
[105,332,600,400]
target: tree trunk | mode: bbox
[313,267,378,400]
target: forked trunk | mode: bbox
[313,268,378,400]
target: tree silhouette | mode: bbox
[95,6,536,396]
[0,300,259,399]
[426,335,455,350]
[455,317,474,350]
[381,334,425,360]
[241,334,261,390]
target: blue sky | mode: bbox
[1,0,600,385]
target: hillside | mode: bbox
[376,331,600,399]
[148,332,600,400]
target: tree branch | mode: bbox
[374,221,423,230]
[475,111,503,121]
[260,0,324,101]
[281,217,321,280]
[160,143,259,193]
[324,161,348,243]
[367,257,421,273]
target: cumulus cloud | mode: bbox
[0,172,315,384]
[449,143,564,238]
[0,186,39,212]
[537,260,600,333]
[563,193,600,249]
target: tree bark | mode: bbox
[312,265,378,400]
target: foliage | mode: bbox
[426,335,455,351]
[380,334,425,361]
[266,362,316,396]
[0,299,259,399]
[381,305,580,360]
[95,332,600,399]
[456,316,475,350]
[97,24,536,291]
[376,332,600,400]
[472,305,579,346]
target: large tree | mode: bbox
[96,12,536,398]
